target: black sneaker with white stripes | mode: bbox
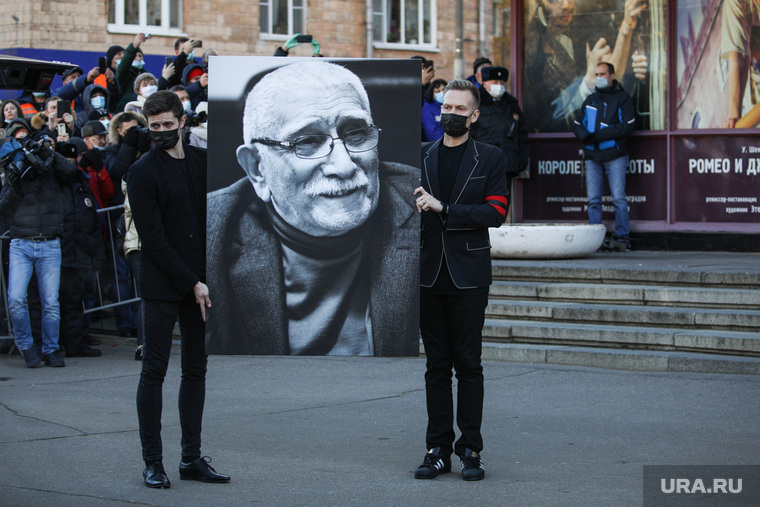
[414,447,451,479]
[460,448,485,481]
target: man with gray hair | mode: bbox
[206,60,419,356]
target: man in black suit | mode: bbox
[413,79,508,482]
[206,60,419,356]
[127,91,229,489]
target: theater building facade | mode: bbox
[1,0,757,247]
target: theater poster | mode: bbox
[520,136,667,222]
[677,0,760,129]
[522,0,668,133]
[204,57,420,356]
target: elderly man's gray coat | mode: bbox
[205,162,419,356]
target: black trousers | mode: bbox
[420,290,487,458]
[59,266,95,354]
[136,293,207,463]
[128,251,143,347]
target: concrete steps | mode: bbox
[490,281,760,309]
[483,254,760,373]
[486,300,760,332]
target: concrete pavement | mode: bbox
[1,346,759,505]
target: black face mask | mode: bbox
[149,128,180,150]
[440,113,471,138]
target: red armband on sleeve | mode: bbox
[486,195,508,216]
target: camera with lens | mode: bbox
[1,137,55,184]
[184,110,207,128]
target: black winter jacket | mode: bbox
[0,150,78,238]
[61,171,104,269]
[573,80,635,162]
[470,88,529,176]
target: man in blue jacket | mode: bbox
[413,79,508,482]
[573,62,635,251]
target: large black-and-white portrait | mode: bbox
[205,57,420,356]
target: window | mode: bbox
[108,0,182,35]
[372,0,435,47]
[259,0,305,36]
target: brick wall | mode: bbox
[0,0,511,81]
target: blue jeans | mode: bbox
[585,155,630,239]
[8,238,62,354]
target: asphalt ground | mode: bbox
[1,346,759,506]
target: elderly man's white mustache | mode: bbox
[304,169,370,198]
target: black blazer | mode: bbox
[127,144,207,302]
[420,137,508,289]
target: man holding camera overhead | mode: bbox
[0,136,77,368]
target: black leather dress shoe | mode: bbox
[143,461,171,488]
[179,457,230,483]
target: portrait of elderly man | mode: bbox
[205,59,420,356]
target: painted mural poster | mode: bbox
[677,0,760,128]
[205,57,420,356]
[522,0,668,133]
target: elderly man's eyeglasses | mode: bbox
[250,125,381,160]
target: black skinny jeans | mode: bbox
[420,290,487,458]
[136,293,207,463]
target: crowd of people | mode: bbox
[0,34,212,366]
[0,41,637,370]
[0,34,640,488]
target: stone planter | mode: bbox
[490,223,606,259]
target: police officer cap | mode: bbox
[481,66,509,82]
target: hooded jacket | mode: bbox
[78,84,110,129]
[52,72,119,119]
[183,63,207,109]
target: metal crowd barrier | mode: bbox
[1,204,140,354]
[91,204,141,314]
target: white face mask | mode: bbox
[487,84,506,99]
[141,84,158,98]
[595,77,610,89]
[434,91,445,103]
[182,100,192,112]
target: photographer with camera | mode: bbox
[169,86,207,148]
[0,136,78,368]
